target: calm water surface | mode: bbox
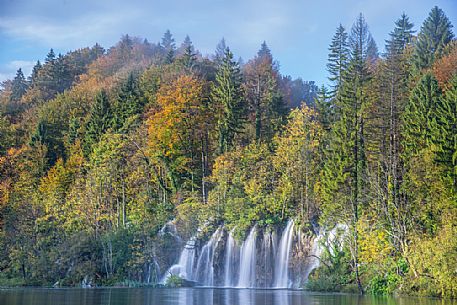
[1,288,455,305]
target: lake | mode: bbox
[0,288,455,305]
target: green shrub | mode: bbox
[165,274,184,288]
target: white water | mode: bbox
[237,226,257,288]
[161,236,197,283]
[224,229,237,287]
[161,220,341,288]
[303,223,349,282]
[273,220,295,288]
[195,227,223,286]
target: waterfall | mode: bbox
[303,223,349,282]
[224,229,237,287]
[161,219,335,288]
[237,226,257,288]
[195,227,223,286]
[273,220,295,288]
[161,236,197,283]
[146,259,160,283]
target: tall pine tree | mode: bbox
[413,6,454,71]
[84,90,113,156]
[327,24,349,96]
[161,30,176,64]
[321,13,374,294]
[211,47,245,154]
[10,68,28,102]
[374,13,415,253]
[402,73,442,159]
[112,72,143,132]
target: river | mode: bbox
[1,288,455,305]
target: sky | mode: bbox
[1,0,456,86]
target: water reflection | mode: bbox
[1,288,456,305]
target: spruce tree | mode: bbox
[161,30,176,64]
[84,90,113,156]
[375,13,415,253]
[327,24,349,96]
[315,85,333,131]
[322,13,374,294]
[178,37,197,71]
[413,6,454,71]
[211,47,245,153]
[29,60,42,84]
[257,41,272,59]
[243,42,285,142]
[214,38,227,65]
[433,75,457,188]
[112,73,143,132]
[10,68,28,102]
[45,49,56,63]
[385,13,415,56]
[402,73,442,158]
[366,37,379,65]
[178,35,194,55]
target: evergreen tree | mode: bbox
[112,73,143,132]
[161,30,176,64]
[10,68,28,102]
[374,13,415,253]
[385,13,415,56]
[178,35,194,55]
[244,43,285,142]
[178,37,197,71]
[432,75,457,188]
[54,53,72,93]
[315,85,333,131]
[257,41,272,59]
[321,13,374,294]
[366,37,379,65]
[45,49,56,63]
[214,38,227,65]
[327,24,349,96]
[402,73,442,158]
[84,90,113,156]
[211,47,245,153]
[413,6,454,71]
[67,116,80,146]
[349,13,373,79]
[29,60,42,84]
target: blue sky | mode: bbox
[1,0,456,86]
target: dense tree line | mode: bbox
[0,6,456,297]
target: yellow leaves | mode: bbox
[358,219,394,265]
[146,74,207,164]
[407,208,457,297]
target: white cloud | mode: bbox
[0,60,35,82]
[0,9,144,49]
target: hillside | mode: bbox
[0,7,456,297]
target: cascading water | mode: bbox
[237,226,257,288]
[161,220,340,288]
[273,220,295,288]
[224,229,237,287]
[161,236,197,283]
[195,227,223,286]
[260,229,276,288]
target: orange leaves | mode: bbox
[433,42,457,90]
[147,75,207,160]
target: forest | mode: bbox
[0,5,456,298]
